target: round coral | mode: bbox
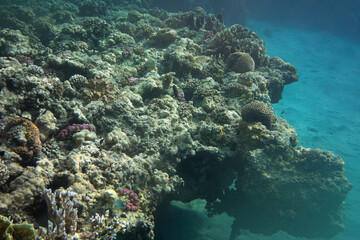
[227,52,255,73]
[241,101,275,129]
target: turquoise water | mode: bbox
[262,21,360,240]
[156,20,360,240]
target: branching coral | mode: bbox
[38,188,78,239]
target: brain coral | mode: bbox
[226,52,255,73]
[241,101,275,129]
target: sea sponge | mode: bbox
[227,52,255,73]
[241,101,275,129]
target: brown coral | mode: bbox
[241,101,275,129]
[2,117,41,164]
[81,76,117,103]
[226,52,255,73]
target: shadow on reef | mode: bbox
[154,200,205,240]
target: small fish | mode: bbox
[113,199,125,209]
[145,72,159,78]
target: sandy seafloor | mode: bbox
[156,20,360,240]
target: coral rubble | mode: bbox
[0,1,352,240]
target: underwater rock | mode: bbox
[0,157,53,221]
[222,145,352,239]
[72,129,97,146]
[134,23,155,40]
[165,6,224,33]
[78,0,107,17]
[98,31,136,51]
[33,17,56,45]
[163,38,202,77]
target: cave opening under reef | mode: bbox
[154,199,234,240]
[154,148,352,240]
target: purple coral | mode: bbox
[173,85,186,103]
[176,91,186,103]
[119,188,140,211]
[58,123,94,140]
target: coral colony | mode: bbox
[119,188,140,211]
[58,123,94,140]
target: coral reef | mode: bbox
[0,2,352,240]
